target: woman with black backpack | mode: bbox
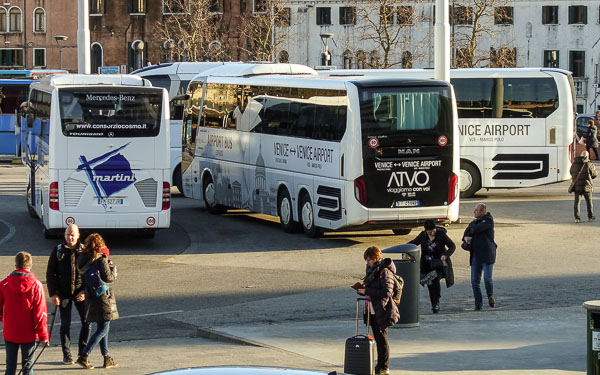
[76,233,118,370]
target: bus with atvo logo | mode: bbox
[22,74,170,238]
[181,64,459,237]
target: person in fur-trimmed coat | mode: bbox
[358,246,399,375]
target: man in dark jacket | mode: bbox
[570,150,598,222]
[46,224,91,364]
[0,252,49,375]
[588,117,600,160]
[462,203,497,311]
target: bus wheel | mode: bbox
[300,194,322,238]
[278,189,299,233]
[173,164,183,195]
[460,162,481,198]
[26,184,38,219]
[203,175,226,214]
[392,228,411,235]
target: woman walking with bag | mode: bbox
[76,233,118,370]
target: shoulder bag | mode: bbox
[568,164,587,193]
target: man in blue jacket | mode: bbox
[462,203,497,311]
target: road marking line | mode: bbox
[0,218,16,247]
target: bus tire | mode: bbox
[43,226,58,239]
[299,193,322,238]
[460,162,481,198]
[278,189,299,233]
[140,229,156,239]
[392,228,411,235]
[26,184,38,219]
[203,175,227,215]
[173,164,183,195]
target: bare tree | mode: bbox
[451,0,516,68]
[155,0,226,62]
[344,0,429,69]
[238,0,295,62]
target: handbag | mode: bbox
[578,136,586,145]
[568,164,587,193]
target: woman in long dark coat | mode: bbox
[76,233,119,370]
[408,219,456,313]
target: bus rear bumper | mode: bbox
[48,211,170,230]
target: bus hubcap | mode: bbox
[280,198,291,224]
[302,202,313,229]
[205,183,216,206]
[459,169,472,191]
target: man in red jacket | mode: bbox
[0,252,49,375]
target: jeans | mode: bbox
[59,298,91,357]
[4,340,36,375]
[471,261,494,308]
[81,321,110,357]
[574,191,594,219]
[369,318,389,371]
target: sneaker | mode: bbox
[379,369,390,375]
[488,295,496,308]
[575,218,581,223]
[103,355,118,369]
[76,356,94,370]
[432,303,440,314]
[589,216,596,222]
[474,306,482,311]
[63,353,74,365]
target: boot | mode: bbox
[103,355,118,369]
[76,355,94,370]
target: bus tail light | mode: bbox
[569,143,574,163]
[448,173,458,204]
[354,176,367,206]
[49,182,59,211]
[162,182,171,210]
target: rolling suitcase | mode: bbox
[344,297,376,375]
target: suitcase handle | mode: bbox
[355,297,371,337]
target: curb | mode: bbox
[195,327,264,348]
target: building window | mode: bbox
[455,48,473,68]
[90,0,104,14]
[0,8,7,32]
[370,50,380,67]
[129,0,146,14]
[569,50,585,77]
[568,5,586,24]
[253,0,266,13]
[343,50,353,69]
[356,50,366,68]
[543,50,559,68]
[275,7,291,27]
[453,5,473,25]
[209,0,224,14]
[494,6,513,24]
[320,51,331,66]
[339,7,355,25]
[542,6,558,24]
[163,0,188,14]
[0,48,23,66]
[91,43,103,73]
[490,47,516,68]
[278,50,289,63]
[402,51,413,68]
[397,6,413,25]
[380,6,394,25]
[33,48,45,67]
[316,7,331,25]
[33,8,45,33]
[8,7,21,32]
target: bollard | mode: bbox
[382,244,420,328]
[584,301,600,375]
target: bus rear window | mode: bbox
[59,88,163,137]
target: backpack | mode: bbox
[389,271,404,306]
[84,260,108,297]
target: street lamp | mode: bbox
[319,33,333,66]
[55,35,68,69]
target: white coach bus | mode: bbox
[181,64,459,237]
[22,74,171,238]
[133,62,237,193]
[322,68,575,197]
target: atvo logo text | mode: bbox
[387,171,430,187]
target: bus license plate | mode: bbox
[395,200,420,207]
[97,198,124,206]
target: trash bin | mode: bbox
[584,300,600,374]
[382,244,420,328]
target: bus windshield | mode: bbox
[59,88,163,137]
[359,86,453,146]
